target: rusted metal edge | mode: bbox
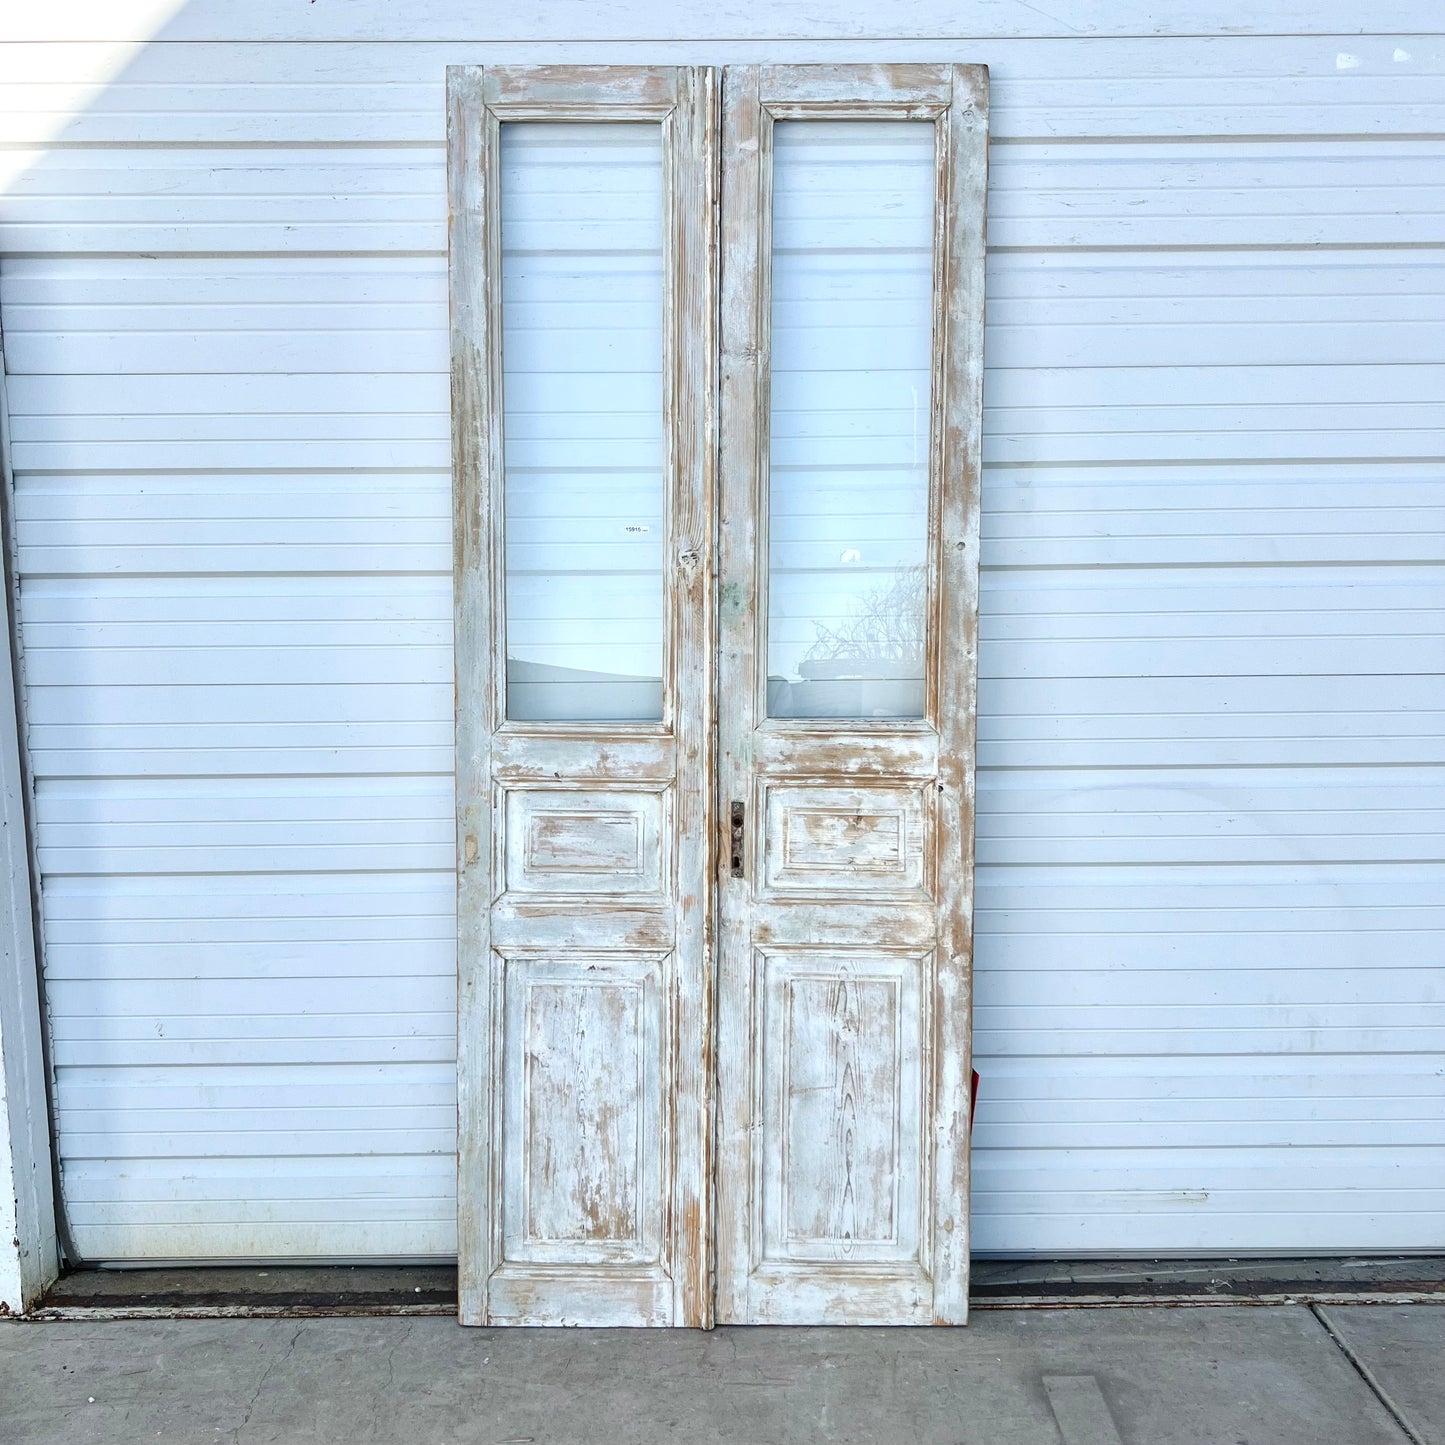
[973,1291,1444,1311]
[11,1303,457,1322]
[9,1289,1442,1321]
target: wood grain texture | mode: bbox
[449,65,715,1327]
[930,63,989,1324]
[447,61,494,1328]
[714,62,766,1328]
[664,63,719,1330]
[764,783,929,896]
[502,787,667,897]
[714,62,987,1325]
[765,952,923,1262]
[503,955,662,1261]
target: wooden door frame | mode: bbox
[448,64,717,1327]
[713,63,988,1324]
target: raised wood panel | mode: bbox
[760,950,924,1264]
[500,953,663,1265]
[762,783,928,897]
[501,787,667,898]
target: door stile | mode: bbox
[929,67,990,1323]
[713,61,765,1330]
[666,64,720,1330]
[449,65,717,1327]
[713,61,786,1326]
[449,63,497,1330]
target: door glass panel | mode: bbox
[766,120,935,720]
[501,122,666,721]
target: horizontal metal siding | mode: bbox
[1,25,1442,1259]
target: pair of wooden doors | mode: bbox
[449,63,987,1326]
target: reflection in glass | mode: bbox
[766,121,935,720]
[501,123,665,722]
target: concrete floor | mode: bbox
[1,1304,1440,1444]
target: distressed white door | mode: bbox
[449,65,716,1327]
[714,65,988,1325]
[452,62,985,1328]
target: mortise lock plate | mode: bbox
[729,800,745,878]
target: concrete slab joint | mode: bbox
[1044,1375,1127,1445]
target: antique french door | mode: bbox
[713,65,987,1325]
[450,63,986,1327]
[449,66,717,1327]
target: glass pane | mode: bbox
[766,120,935,720]
[501,123,665,721]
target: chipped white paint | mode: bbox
[504,789,666,896]
[765,784,929,895]
[449,65,716,1327]
[714,64,987,1325]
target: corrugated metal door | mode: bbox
[2,19,1441,1262]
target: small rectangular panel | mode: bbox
[763,783,927,895]
[759,950,924,1264]
[503,788,665,897]
[501,953,664,1266]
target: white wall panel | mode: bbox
[7,141,1445,255]
[3,36,1443,145]
[2,10,1442,1260]
[4,4,1439,43]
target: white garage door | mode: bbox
[2,20,1442,1261]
